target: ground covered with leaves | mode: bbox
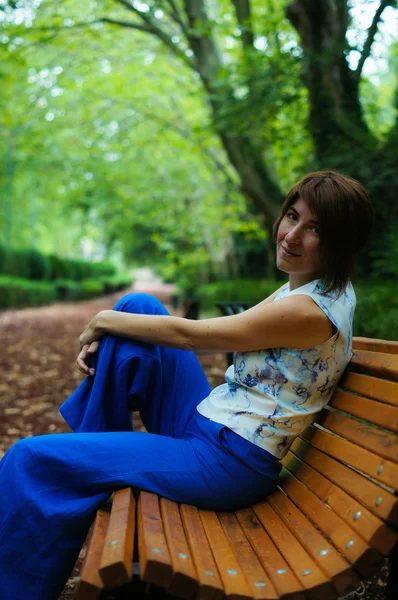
[0,287,389,599]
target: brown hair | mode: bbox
[273,170,373,295]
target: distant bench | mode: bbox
[73,335,398,600]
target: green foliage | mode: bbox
[55,279,82,301]
[101,274,134,294]
[80,279,105,299]
[369,223,398,280]
[198,279,280,313]
[0,273,132,309]
[353,281,398,341]
[0,246,118,283]
[0,248,50,280]
[0,275,57,309]
[0,0,396,290]
[48,255,75,280]
[199,278,398,340]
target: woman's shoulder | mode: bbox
[276,279,355,302]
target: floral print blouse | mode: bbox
[196,279,356,458]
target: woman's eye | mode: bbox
[310,226,320,235]
[287,212,297,221]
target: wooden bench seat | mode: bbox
[73,337,398,599]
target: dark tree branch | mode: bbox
[28,19,112,33]
[100,17,152,32]
[231,0,254,49]
[182,0,224,84]
[113,0,196,69]
[355,0,397,80]
[162,0,190,37]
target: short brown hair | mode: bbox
[273,170,373,295]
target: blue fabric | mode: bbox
[0,293,280,600]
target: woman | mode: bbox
[0,170,373,599]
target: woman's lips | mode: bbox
[281,246,300,258]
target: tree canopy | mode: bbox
[1,0,397,284]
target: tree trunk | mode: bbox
[286,0,374,166]
[286,0,398,273]
[182,0,283,224]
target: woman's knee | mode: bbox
[2,436,40,470]
[112,293,170,316]
[6,434,65,463]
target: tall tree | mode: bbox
[50,0,396,263]
[286,0,398,272]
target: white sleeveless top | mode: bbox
[196,279,356,458]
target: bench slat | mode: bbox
[199,509,253,600]
[278,469,380,577]
[267,490,358,597]
[99,488,135,589]
[283,451,398,556]
[74,509,109,600]
[291,438,398,525]
[217,511,278,599]
[353,337,398,354]
[318,410,398,462]
[329,390,398,433]
[160,498,198,599]
[138,492,173,589]
[301,425,398,489]
[180,504,224,600]
[340,372,398,408]
[235,508,305,600]
[350,350,398,382]
[253,500,335,600]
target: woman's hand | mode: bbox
[79,312,105,349]
[77,311,107,376]
[76,341,99,376]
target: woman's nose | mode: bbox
[285,225,301,244]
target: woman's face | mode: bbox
[276,198,321,288]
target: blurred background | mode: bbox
[0,0,397,338]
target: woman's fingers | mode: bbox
[76,344,96,376]
[87,341,99,356]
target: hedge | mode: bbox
[0,245,117,282]
[198,279,280,313]
[198,278,398,341]
[0,275,134,310]
[0,276,58,309]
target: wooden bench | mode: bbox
[73,337,398,600]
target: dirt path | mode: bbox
[0,287,388,599]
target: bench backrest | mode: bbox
[282,343,398,553]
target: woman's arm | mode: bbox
[79,294,332,354]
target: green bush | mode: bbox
[354,281,398,340]
[198,279,280,313]
[0,245,7,273]
[92,260,117,277]
[198,278,398,341]
[24,249,50,280]
[48,255,75,280]
[0,246,119,283]
[80,279,105,299]
[55,279,82,301]
[2,249,30,278]
[0,276,57,309]
[68,259,90,281]
[101,274,134,294]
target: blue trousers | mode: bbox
[0,294,280,600]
